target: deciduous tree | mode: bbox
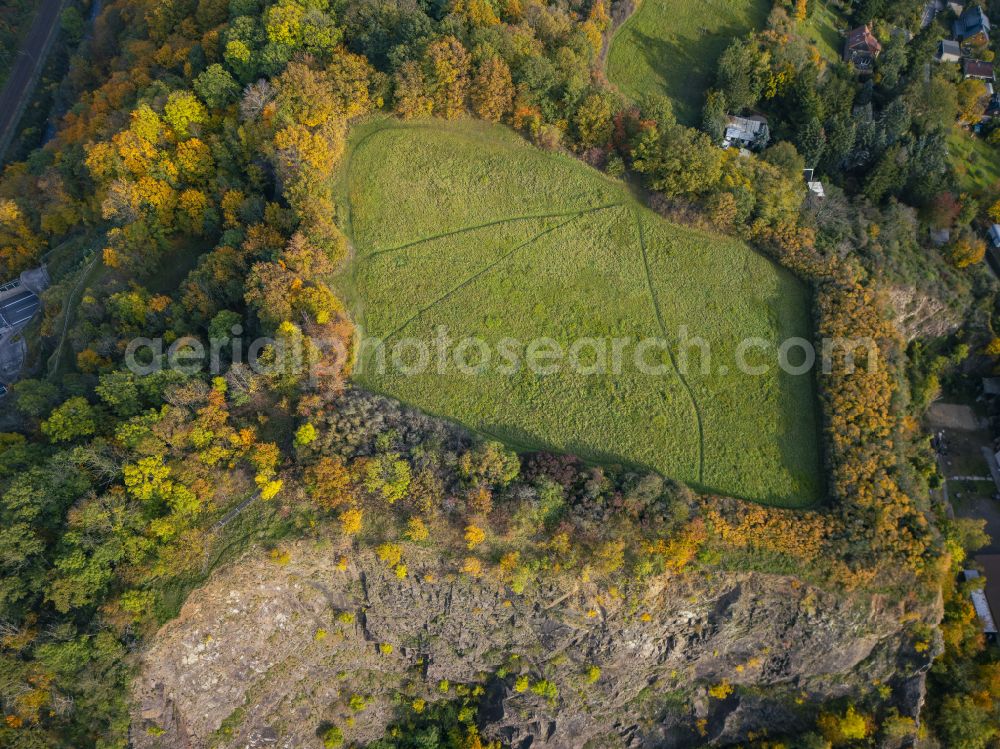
[471,56,514,122]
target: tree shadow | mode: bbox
[478,421,640,473]
[629,9,767,125]
[759,275,827,509]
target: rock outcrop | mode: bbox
[887,285,962,342]
[132,541,937,748]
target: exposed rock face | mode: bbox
[132,541,936,748]
[887,285,962,342]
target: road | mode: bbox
[927,402,1000,554]
[0,0,64,160]
[0,290,41,328]
[921,0,939,28]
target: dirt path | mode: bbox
[598,0,638,73]
[0,0,65,162]
[46,251,100,379]
[364,206,616,260]
[373,205,622,346]
[633,206,705,484]
[212,491,261,531]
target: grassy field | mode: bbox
[798,0,846,62]
[606,0,770,125]
[948,127,1000,197]
[333,118,823,506]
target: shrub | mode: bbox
[348,694,368,712]
[322,726,344,748]
[708,680,733,699]
[464,524,486,549]
[376,543,403,568]
[294,423,317,446]
[338,507,363,535]
[531,679,558,703]
[405,516,429,542]
[817,705,871,746]
[461,557,483,577]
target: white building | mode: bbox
[803,168,826,198]
[723,115,769,150]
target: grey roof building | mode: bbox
[937,39,962,62]
[954,5,991,42]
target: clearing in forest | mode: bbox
[606,0,771,125]
[948,126,1000,197]
[796,0,848,63]
[334,118,822,507]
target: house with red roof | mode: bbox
[843,25,882,71]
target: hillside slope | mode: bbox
[132,541,938,748]
[334,119,822,507]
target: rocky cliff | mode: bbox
[887,285,962,342]
[131,538,939,748]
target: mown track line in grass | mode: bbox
[633,206,705,484]
[340,118,403,246]
[336,118,823,503]
[373,203,624,348]
[361,206,614,260]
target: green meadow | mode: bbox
[797,0,847,63]
[334,118,823,506]
[948,126,1000,197]
[606,0,771,124]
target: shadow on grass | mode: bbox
[629,20,765,125]
[477,415,815,509]
[766,279,827,510]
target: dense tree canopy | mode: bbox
[0,0,989,745]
